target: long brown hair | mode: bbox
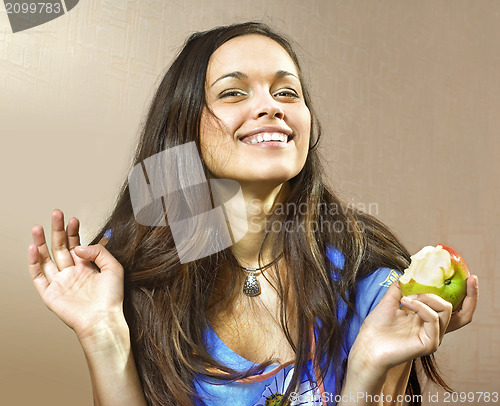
[91,22,450,405]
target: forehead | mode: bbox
[206,34,299,80]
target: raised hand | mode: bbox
[28,209,125,341]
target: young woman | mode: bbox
[28,22,478,406]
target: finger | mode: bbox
[404,293,452,342]
[400,296,439,324]
[27,244,49,297]
[446,275,479,333]
[51,209,75,270]
[32,224,59,282]
[73,244,123,275]
[460,275,479,319]
[400,296,440,353]
[66,217,81,250]
[66,217,86,267]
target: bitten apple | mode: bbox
[399,244,470,311]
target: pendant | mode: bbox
[243,272,261,296]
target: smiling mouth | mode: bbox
[239,132,294,145]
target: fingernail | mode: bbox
[104,229,113,240]
[405,295,418,300]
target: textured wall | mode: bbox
[1,1,498,404]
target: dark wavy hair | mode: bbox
[91,21,450,405]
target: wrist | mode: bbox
[77,312,131,354]
[346,341,389,391]
[340,352,388,406]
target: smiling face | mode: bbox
[200,34,311,189]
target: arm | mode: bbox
[338,273,479,406]
[381,361,413,405]
[337,282,453,406]
[338,361,412,406]
[28,210,147,406]
[78,314,147,406]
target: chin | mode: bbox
[250,159,302,178]
[240,169,299,187]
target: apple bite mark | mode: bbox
[399,245,470,311]
[399,246,453,288]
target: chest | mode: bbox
[213,312,297,364]
[211,280,300,365]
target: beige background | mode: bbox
[1,0,499,404]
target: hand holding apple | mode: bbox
[399,244,470,311]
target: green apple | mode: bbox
[399,244,470,311]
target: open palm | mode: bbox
[28,210,125,340]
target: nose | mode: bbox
[252,91,284,120]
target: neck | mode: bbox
[229,181,289,268]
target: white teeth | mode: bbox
[241,132,290,144]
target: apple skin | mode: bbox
[399,244,470,311]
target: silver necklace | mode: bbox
[239,253,284,297]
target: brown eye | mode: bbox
[219,90,246,98]
[274,89,299,98]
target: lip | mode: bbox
[237,126,294,142]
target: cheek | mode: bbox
[295,110,312,170]
[303,106,312,132]
[296,108,312,150]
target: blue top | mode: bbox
[193,246,402,405]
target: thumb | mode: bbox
[73,244,123,274]
[381,280,403,305]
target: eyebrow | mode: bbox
[210,70,299,87]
